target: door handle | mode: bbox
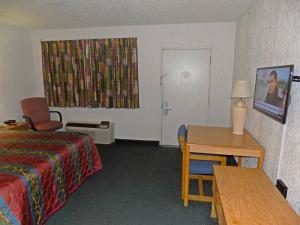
[164,105,172,111]
[162,102,172,115]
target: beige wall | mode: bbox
[233,0,300,214]
[0,22,36,122]
[31,22,236,141]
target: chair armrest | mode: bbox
[49,111,62,122]
[22,115,37,131]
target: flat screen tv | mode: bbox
[253,65,294,124]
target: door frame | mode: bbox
[159,47,212,146]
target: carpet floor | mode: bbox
[46,142,217,225]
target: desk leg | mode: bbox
[181,148,185,199]
[258,151,265,169]
[183,145,190,207]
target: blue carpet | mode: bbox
[46,142,217,225]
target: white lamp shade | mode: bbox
[231,80,252,99]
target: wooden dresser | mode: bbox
[212,166,300,225]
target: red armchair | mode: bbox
[21,97,63,131]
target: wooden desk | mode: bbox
[212,166,300,225]
[183,126,265,206]
[0,122,28,130]
[187,126,265,167]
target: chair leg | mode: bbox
[198,177,204,196]
[238,157,243,167]
[211,202,217,218]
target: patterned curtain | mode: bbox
[41,38,139,108]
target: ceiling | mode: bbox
[0,0,256,29]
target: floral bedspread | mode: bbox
[0,130,102,225]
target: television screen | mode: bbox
[253,65,294,124]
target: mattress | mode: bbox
[0,130,102,225]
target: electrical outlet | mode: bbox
[276,179,288,198]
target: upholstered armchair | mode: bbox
[21,97,63,131]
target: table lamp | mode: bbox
[231,80,252,135]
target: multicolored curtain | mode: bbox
[41,38,139,108]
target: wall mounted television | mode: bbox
[253,65,294,124]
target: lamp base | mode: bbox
[232,101,247,135]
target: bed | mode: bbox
[0,130,102,225]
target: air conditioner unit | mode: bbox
[66,121,115,144]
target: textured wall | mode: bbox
[277,0,300,213]
[233,0,300,215]
[0,22,36,123]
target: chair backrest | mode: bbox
[21,97,50,124]
[177,124,187,151]
[178,124,226,166]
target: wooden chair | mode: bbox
[178,124,226,205]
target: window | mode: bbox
[41,38,139,108]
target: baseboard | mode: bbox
[115,139,159,145]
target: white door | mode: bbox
[161,49,211,146]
